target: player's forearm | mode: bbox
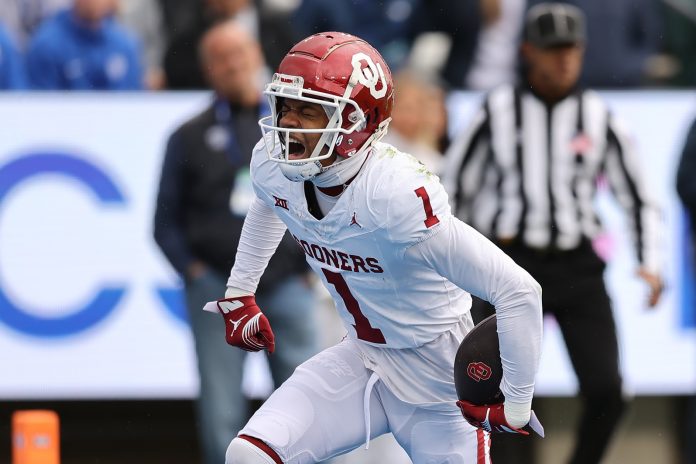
[227,195,288,293]
[409,216,543,403]
[496,283,542,404]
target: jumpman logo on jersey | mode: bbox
[229,314,248,336]
[350,212,362,228]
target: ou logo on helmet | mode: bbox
[0,152,187,338]
[351,52,388,99]
[467,361,492,382]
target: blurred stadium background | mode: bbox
[1,0,695,463]
[1,90,694,464]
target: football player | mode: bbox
[203,31,544,464]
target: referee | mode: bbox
[443,3,664,464]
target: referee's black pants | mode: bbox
[471,240,627,464]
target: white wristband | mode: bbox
[504,400,532,428]
[225,286,254,298]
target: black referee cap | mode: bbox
[524,3,586,48]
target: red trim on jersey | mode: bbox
[476,429,489,464]
[238,434,283,464]
[316,173,358,196]
[316,151,371,197]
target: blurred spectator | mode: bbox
[25,0,143,90]
[0,0,70,49]
[677,117,696,254]
[420,75,450,155]
[290,0,422,71]
[0,22,27,89]
[419,0,482,89]
[289,0,483,88]
[661,0,696,86]
[466,0,526,90]
[117,0,166,89]
[163,0,295,89]
[382,69,447,172]
[158,0,201,40]
[677,116,696,464]
[528,0,666,87]
[153,21,319,464]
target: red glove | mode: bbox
[204,296,275,353]
[456,400,528,435]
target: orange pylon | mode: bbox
[12,410,60,464]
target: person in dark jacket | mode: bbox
[153,21,319,464]
[677,119,696,237]
[162,0,295,90]
[676,116,696,464]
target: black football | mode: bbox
[454,314,504,405]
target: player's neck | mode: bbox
[316,175,357,196]
[313,185,342,215]
[312,161,364,215]
[313,148,371,189]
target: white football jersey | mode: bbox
[251,141,471,349]
[231,137,542,407]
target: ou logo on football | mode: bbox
[351,52,387,99]
[467,361,492,382]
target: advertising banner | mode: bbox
[1,92,694,398]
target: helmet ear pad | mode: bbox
[334,103,388,158]
[333,107,368,158]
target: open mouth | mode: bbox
[287,140,306,160]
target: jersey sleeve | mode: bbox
[604,114,663,274]
[226,194,288,293]
[405,215,543,406]
[373,157,452,247]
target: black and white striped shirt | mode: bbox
[442,85,661,272]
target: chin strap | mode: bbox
[313,147,371,188]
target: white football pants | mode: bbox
[231,338,491,464]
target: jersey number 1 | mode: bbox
[415,186,439,228]
[322,268,386,344]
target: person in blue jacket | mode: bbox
[25,0,142,90]
[0,22,27,89]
